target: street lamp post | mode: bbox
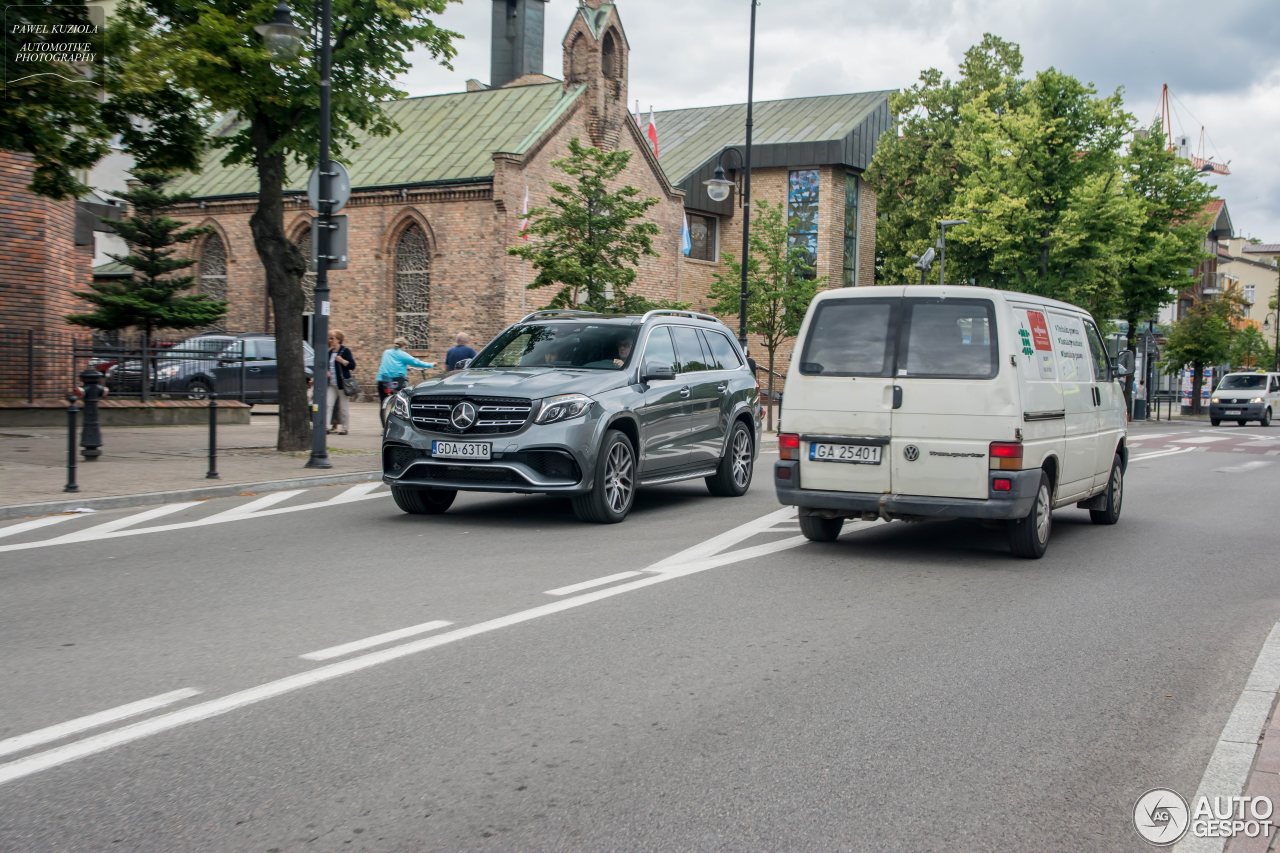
[937,219,967,286]
[257,0,333,469]
[703,0,757,351]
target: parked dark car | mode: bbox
[104,333,313,403]
[382,309,762,523]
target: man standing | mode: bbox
[446,332,478,370]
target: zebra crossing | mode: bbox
[1129,428,1280,456]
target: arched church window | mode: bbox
[395,223,431,348]
[602,30,620,80]
[199,232,227,302]
[569,34,589,83]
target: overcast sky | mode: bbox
[398,0,1280,242]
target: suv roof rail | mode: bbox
[518,309,604,323]
[640,308,722,325]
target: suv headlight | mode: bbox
[535,393,593,424]
[391,390,411,420]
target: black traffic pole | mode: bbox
[306,0,333,469]
[79,367,104,460]
[207,391,220,479]
[736,0,758,352]
[64,394,79,493]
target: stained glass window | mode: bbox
[687,213,716,262]
[843,173,859,286]
[395,224,431,348]
[199,232,227,302]
[787,169,820,279]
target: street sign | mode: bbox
[310,215,348,270]
[307,161,351,213]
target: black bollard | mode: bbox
[79,367,104,460]
[206,391,219,479]
[64,394,79,492]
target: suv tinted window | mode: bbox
[254,339,276,360]
[799,299,896,377]
[702,329,742,369]
[670,326,710,373]
[642,326,677,372]
[901,300,998,378]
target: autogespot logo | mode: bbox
[1134,788,1190,846]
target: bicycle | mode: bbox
[379,367,431,427]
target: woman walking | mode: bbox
[327,330,356,435]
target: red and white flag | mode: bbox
[519,185,529,239]
[646,107,659,157]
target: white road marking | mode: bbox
[0,515,77,540]
[544,571,642,596]
[1131,433,1176,441]
[1213,460,1274,474]
[51,502,202,543]
[646,505,797,571]
[326,483,384,503]
[1173,435,1231,444]
[1175,622,1280,853]
[203,491,303,520]
[0,688,200,759]
[0,508,824,787]
[300,620,453,661]
[1132,447,1197,461]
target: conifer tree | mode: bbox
[67,169,226,340]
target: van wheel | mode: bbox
[1210,417,1221,426]
[1262,408,1272,427]
[1008,472,1052,559]
[392,485,456,515]
[799,512,844,542]
[1089,455,1124,525]
[571,430,635,524]
[706,421,753,497]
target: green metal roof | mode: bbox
[168,82,583,199]
[579,3,617,38]
[654,90,894,186]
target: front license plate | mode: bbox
[1223,410,1242,416]
[810,443,882,465]
[431,440,491,460]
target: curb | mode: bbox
[0,470,382,521]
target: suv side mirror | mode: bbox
[455,358,472,370]
[643,362,676,382]
[1114,350,1135,377]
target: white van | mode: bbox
[773,285,1133,558]
[1209,371,1279,427]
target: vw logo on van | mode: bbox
[903,445,920,462]
[450,401,478,430]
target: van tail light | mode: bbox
[992,477,1013,492]
[779,433,800,461]
[989,441,1023,470]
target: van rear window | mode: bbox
[798,300,896,376]
[899,300,998,378]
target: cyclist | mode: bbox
[377,336,435,404]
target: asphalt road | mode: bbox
[2,421,1278,851]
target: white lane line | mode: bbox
[1132,447,1198,461]
[300,620,453,661]
[0,688,200,759]
[545,571,642,596]
[1214,460,1274,474]
[51,502,202,543]
[0,510,820,787]
[1173,435,1231,444]
[646,505,797,571]
[326,483,384,503]
[0,515,77,540]
[1132,433,1176,441]
[203,491,303,520]
[1175,622,1280,853]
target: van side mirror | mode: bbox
[643,362,676,382]
[1114,350,1135,377]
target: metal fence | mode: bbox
[0,328,90,402]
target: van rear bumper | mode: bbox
[773,462,1039,521]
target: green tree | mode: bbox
[510,138,662,312]
[67,170,226,381]
[113,0,460,450]
[1,3,111,198]
[1228,325,1272,371]
[1159,296,1242,414]
[707,200,822,430]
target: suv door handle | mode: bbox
[716,384,728,393]
[679,386,691,398]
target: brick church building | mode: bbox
[2,0,892,399]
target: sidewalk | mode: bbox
[0,401,385,520]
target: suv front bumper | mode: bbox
[773,461,1040,521]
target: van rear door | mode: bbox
[889,296,1010,500]
[786,290,903,495]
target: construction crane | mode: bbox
[1161,83,1230,175]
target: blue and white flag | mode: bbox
[680,213,692,257]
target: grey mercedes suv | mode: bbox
[382,309,762,523]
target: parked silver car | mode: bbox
[382,309,762,523]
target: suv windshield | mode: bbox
[471,322,638,370]
[1218,374,1267,390]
